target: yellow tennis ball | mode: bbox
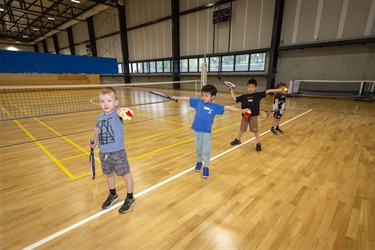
[121,108,134,121]
[283,87,288,92]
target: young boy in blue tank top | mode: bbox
[173,84,249,178]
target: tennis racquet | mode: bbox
[257,109,279,122]
[149,91,178,102]
[90,139,95,179]
[223,81,236,90]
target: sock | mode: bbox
[271,126,275,129]
[127,193,133,199]
[110,189,116,196]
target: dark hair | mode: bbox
[276,82,287,88]
[247,79,257,86]
[201,84,218,96]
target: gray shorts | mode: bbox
[240,116,258,132]
[99,149,130,176]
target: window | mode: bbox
[235,54,249,71]
[209,56,219,72]
[189,58,198,72]
[132,63,137,73]
[180,59,188,72]
[199,57,206,73]
[222,55,234,72]
[143,62,149,73]
[128,52,266,75]
[150,61,156,73]
[137,62,143,73]
[250,53,265,71]
[118,63,123,74]
[156,61,163,72]
[164,60,171,72]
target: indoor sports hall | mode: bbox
[0,0,374,249]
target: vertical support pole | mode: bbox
[266,0,285,89]
[171,0,180,89]
[87,16,97,57]
[117,1,131,83]
[53,34,59,54]
[67,27,75,55]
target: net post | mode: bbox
[359,81,364,96]
[201,54,207,87]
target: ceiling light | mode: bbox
[22,35,28,38]
[33,28,39,31]
[71,0,80,3]
[47,17,55,21]
[15,41,21,44]
[0,8,4,11]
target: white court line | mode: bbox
[23,109,313,250]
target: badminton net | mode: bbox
[0,80,199,120]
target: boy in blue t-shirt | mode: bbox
[173,84,249,178]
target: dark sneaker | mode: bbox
[275,128,284,134]
[256,143,262,151]
[102,194,119,209]
[270,128,277,135]
[195,162,203,172]
[119,197,136,214]
[230,139,241,145]
[202,167,209,178]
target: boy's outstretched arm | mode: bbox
[224,106,250,113]
[265,88,283,94]
[172,96,190,102]
[229,88,237,101]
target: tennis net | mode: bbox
[0,80,200,120]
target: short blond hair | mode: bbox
[100,87,118,99]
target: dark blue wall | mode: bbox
[0,50,118,74]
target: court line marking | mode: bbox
[23,109,312,250]
[0,105,76,179]
[1,99,89,179]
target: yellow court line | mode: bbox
[60,152,87,161]
[128,121,240,160]
[129,138,194,160]
[127,127,187,144]
[5,99,90,155]
[134,111,193,127]
[1,99,96,179]
[2,97,241,180]
[128,109,238,144]
[0,104,76,180]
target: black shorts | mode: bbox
[274,110,283,119]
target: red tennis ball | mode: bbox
[244,111,251,117]
[121,108,134,121]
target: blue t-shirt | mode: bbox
[190,98,225,133]
[95,109,125,153]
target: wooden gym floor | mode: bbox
[0,91,374,249]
